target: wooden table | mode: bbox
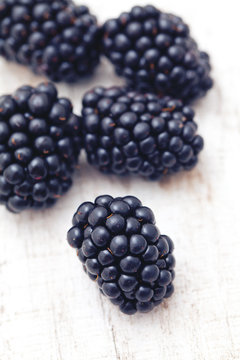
[0,0,239,359]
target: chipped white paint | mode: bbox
[0,0,240,359]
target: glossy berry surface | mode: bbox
[102,5,213,103]
[82,86,204,180]
[0,82,82,213]
[67,195,175,315]
[0,0,100,82]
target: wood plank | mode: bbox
[0,0,240,359]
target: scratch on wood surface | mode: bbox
[207,185,213,202]
[111,326,121,360]
[53,313,64,360]
[98,292,106,319]
[100,295,121,360]
[224,315,234,351]
[213,82,223,115]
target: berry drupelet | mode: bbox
[102,5,213,103]
[0,82,82,213]
[82,86,204,180]
[67,195,175,315]
[0,0,100,82]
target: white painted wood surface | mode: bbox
[0,0,240,359]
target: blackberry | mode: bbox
[0,0,100,82]
[102,5,213,103]
[82,86,204,180]
[0,82,81,213]
[67,195,175,315]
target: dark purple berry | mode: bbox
[0,82,81,213]
[82,87,204,180]
[67,195,175,315]
[102,6,213,103]
[0,0,101,82]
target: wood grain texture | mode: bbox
[0,0,240,359]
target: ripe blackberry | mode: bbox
[0,82,81,213]
[0,0,100,82]
[102,5,213,103]
[82,86,204,180]
[67,195,175,315]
